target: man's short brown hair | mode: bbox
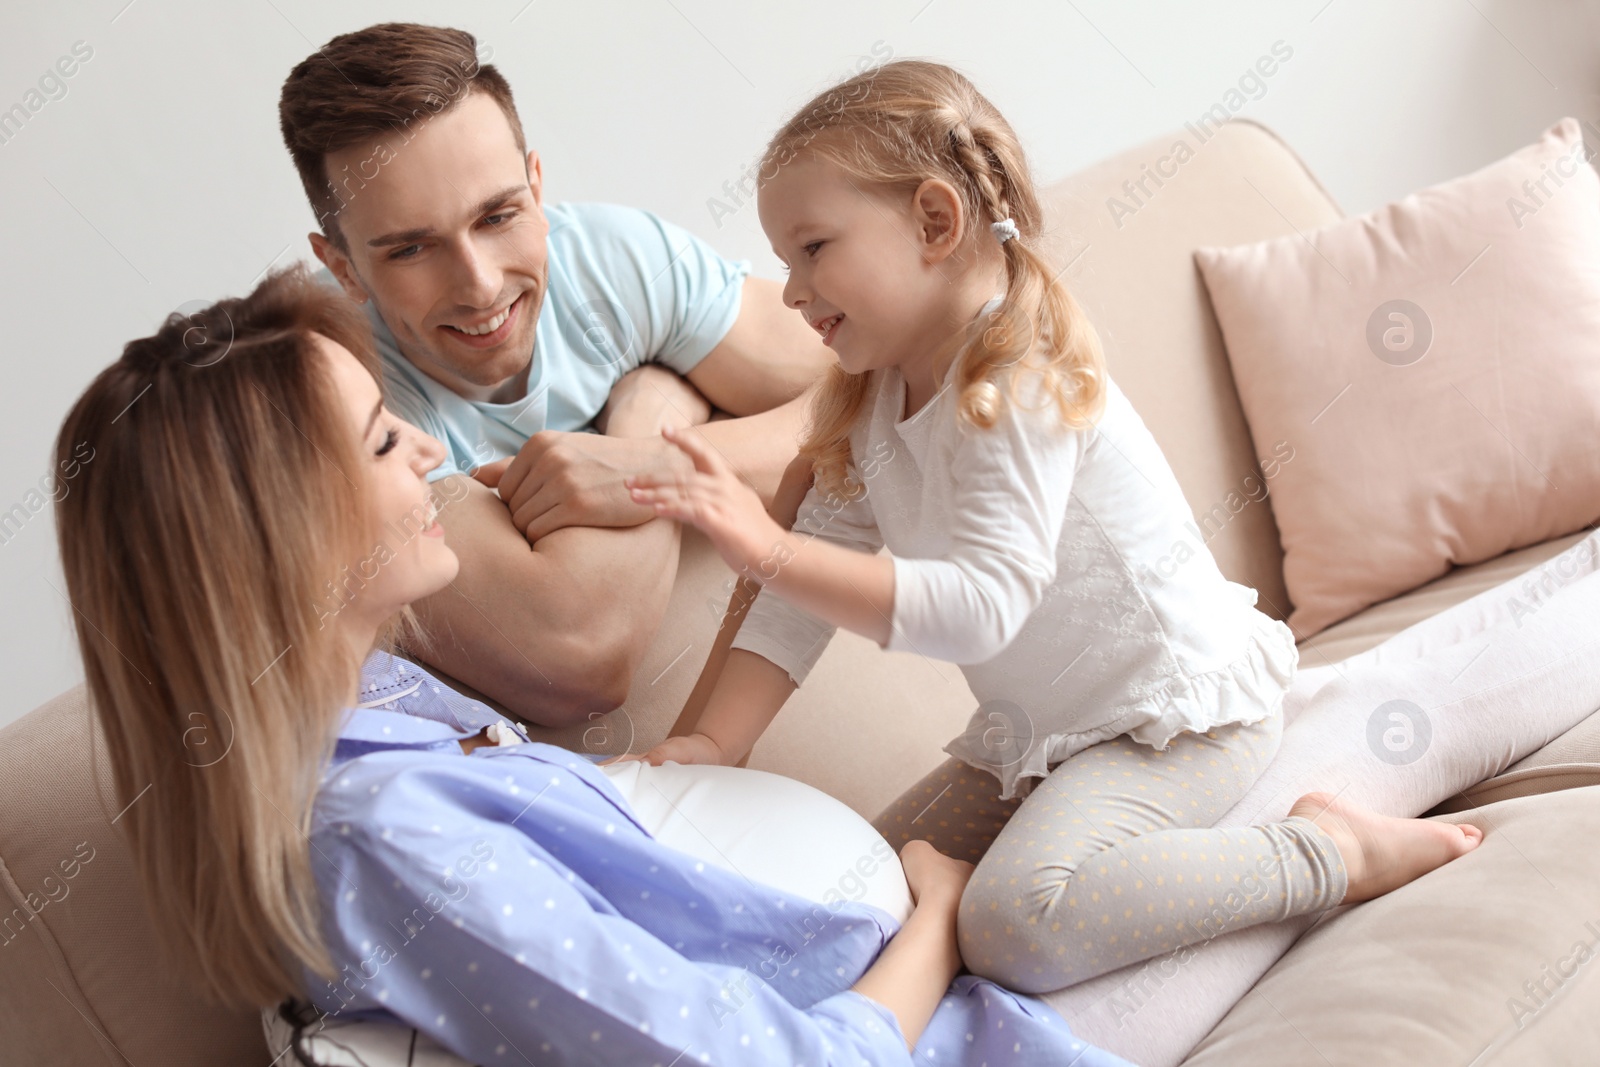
[279,23,526,246]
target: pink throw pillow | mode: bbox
[1195,117,1600,636]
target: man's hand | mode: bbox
[472,365,717,544]
[474,431,696,543]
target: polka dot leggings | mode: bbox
[871,714,1348,994]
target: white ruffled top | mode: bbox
[731,348,1298,801]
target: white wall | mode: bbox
[2,0,1597,726]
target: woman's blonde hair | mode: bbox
[54,265,380,1006]
[764,59,1107,500]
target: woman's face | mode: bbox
[318,333,459,630]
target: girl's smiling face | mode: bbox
[758,154,964,379]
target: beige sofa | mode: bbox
[4,118,1598,1066]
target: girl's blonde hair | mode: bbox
[764,60,1107,500]
[54,265,381,1006]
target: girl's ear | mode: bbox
[911,178,967,263]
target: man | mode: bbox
[278,23,832,725]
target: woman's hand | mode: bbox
[898,839,975,910]
[601,732,729,768]
[851,839,975,1049]
[624,425,789,578]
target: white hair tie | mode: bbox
[991,217,1020,243]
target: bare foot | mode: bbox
[1287,791,1484,904]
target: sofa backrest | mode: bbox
[1034,117,1343,622]
[0,686,267,1065]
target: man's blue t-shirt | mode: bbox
[332,201,751,480]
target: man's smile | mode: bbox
[440,291,528,348]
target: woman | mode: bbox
[54,266,1128,1065]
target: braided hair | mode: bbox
[759,60,1106,502]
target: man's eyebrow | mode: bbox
[470,185,528,219]
[367,225,434,250]
[366,185,529,249]
[363,398,383,439]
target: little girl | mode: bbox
[621,59,1481,994]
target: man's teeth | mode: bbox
[454,305,512,336]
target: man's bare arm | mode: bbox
[409,474,682,728]
[686,276,834,415]
[414,367,707,725]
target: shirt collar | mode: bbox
[330,652,532,765]
[337,704,469,745]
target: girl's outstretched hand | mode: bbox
[625,425,788,576]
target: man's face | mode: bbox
[313,91,548,400]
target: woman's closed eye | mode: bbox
[375,428,400,457]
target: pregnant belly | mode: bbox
[596,759,914,924]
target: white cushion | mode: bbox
[597,759,914,923]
